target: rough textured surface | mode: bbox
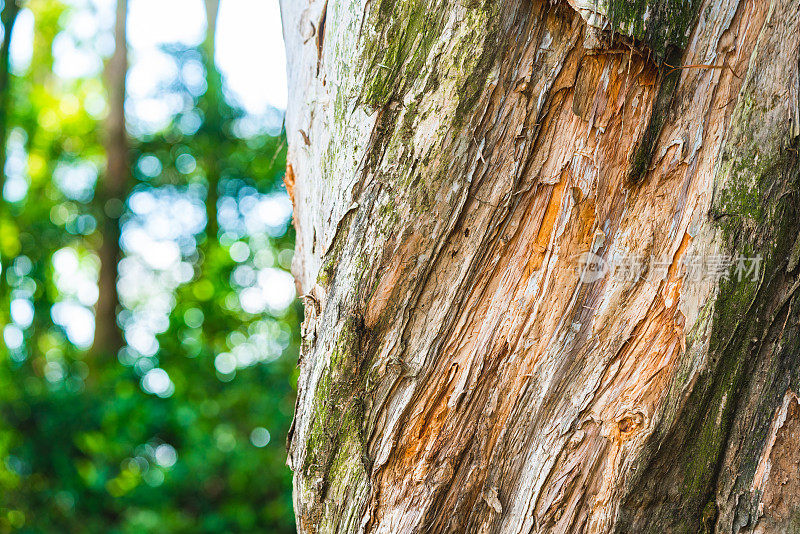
[279,0,800,532]
[567,0,701,62]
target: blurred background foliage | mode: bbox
[0,0,299,532]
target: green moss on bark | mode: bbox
[302,315,371,502]
[359,0,447,108]
[607,0,700,63]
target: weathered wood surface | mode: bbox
[279,0,800,531]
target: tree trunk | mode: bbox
[280,0,800,532]
[0,0,20,297]
[202,0,221,242]
[93,0,128,356]
[0,0,20,197]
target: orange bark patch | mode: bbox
[752,391,800,531]
[284,163,296,207]
[527,178,567,275]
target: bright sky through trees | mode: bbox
[12,0,287,112]
[7,0,290,348]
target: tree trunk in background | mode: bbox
[281,0,800,532]
[0,0,20,296]
[0,0,19,197]
[202,0,220,242]
[93,0,127,356]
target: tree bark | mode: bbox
[93,0,128,356]
[280,0,800,532]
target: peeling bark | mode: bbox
[280,0,800,532]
